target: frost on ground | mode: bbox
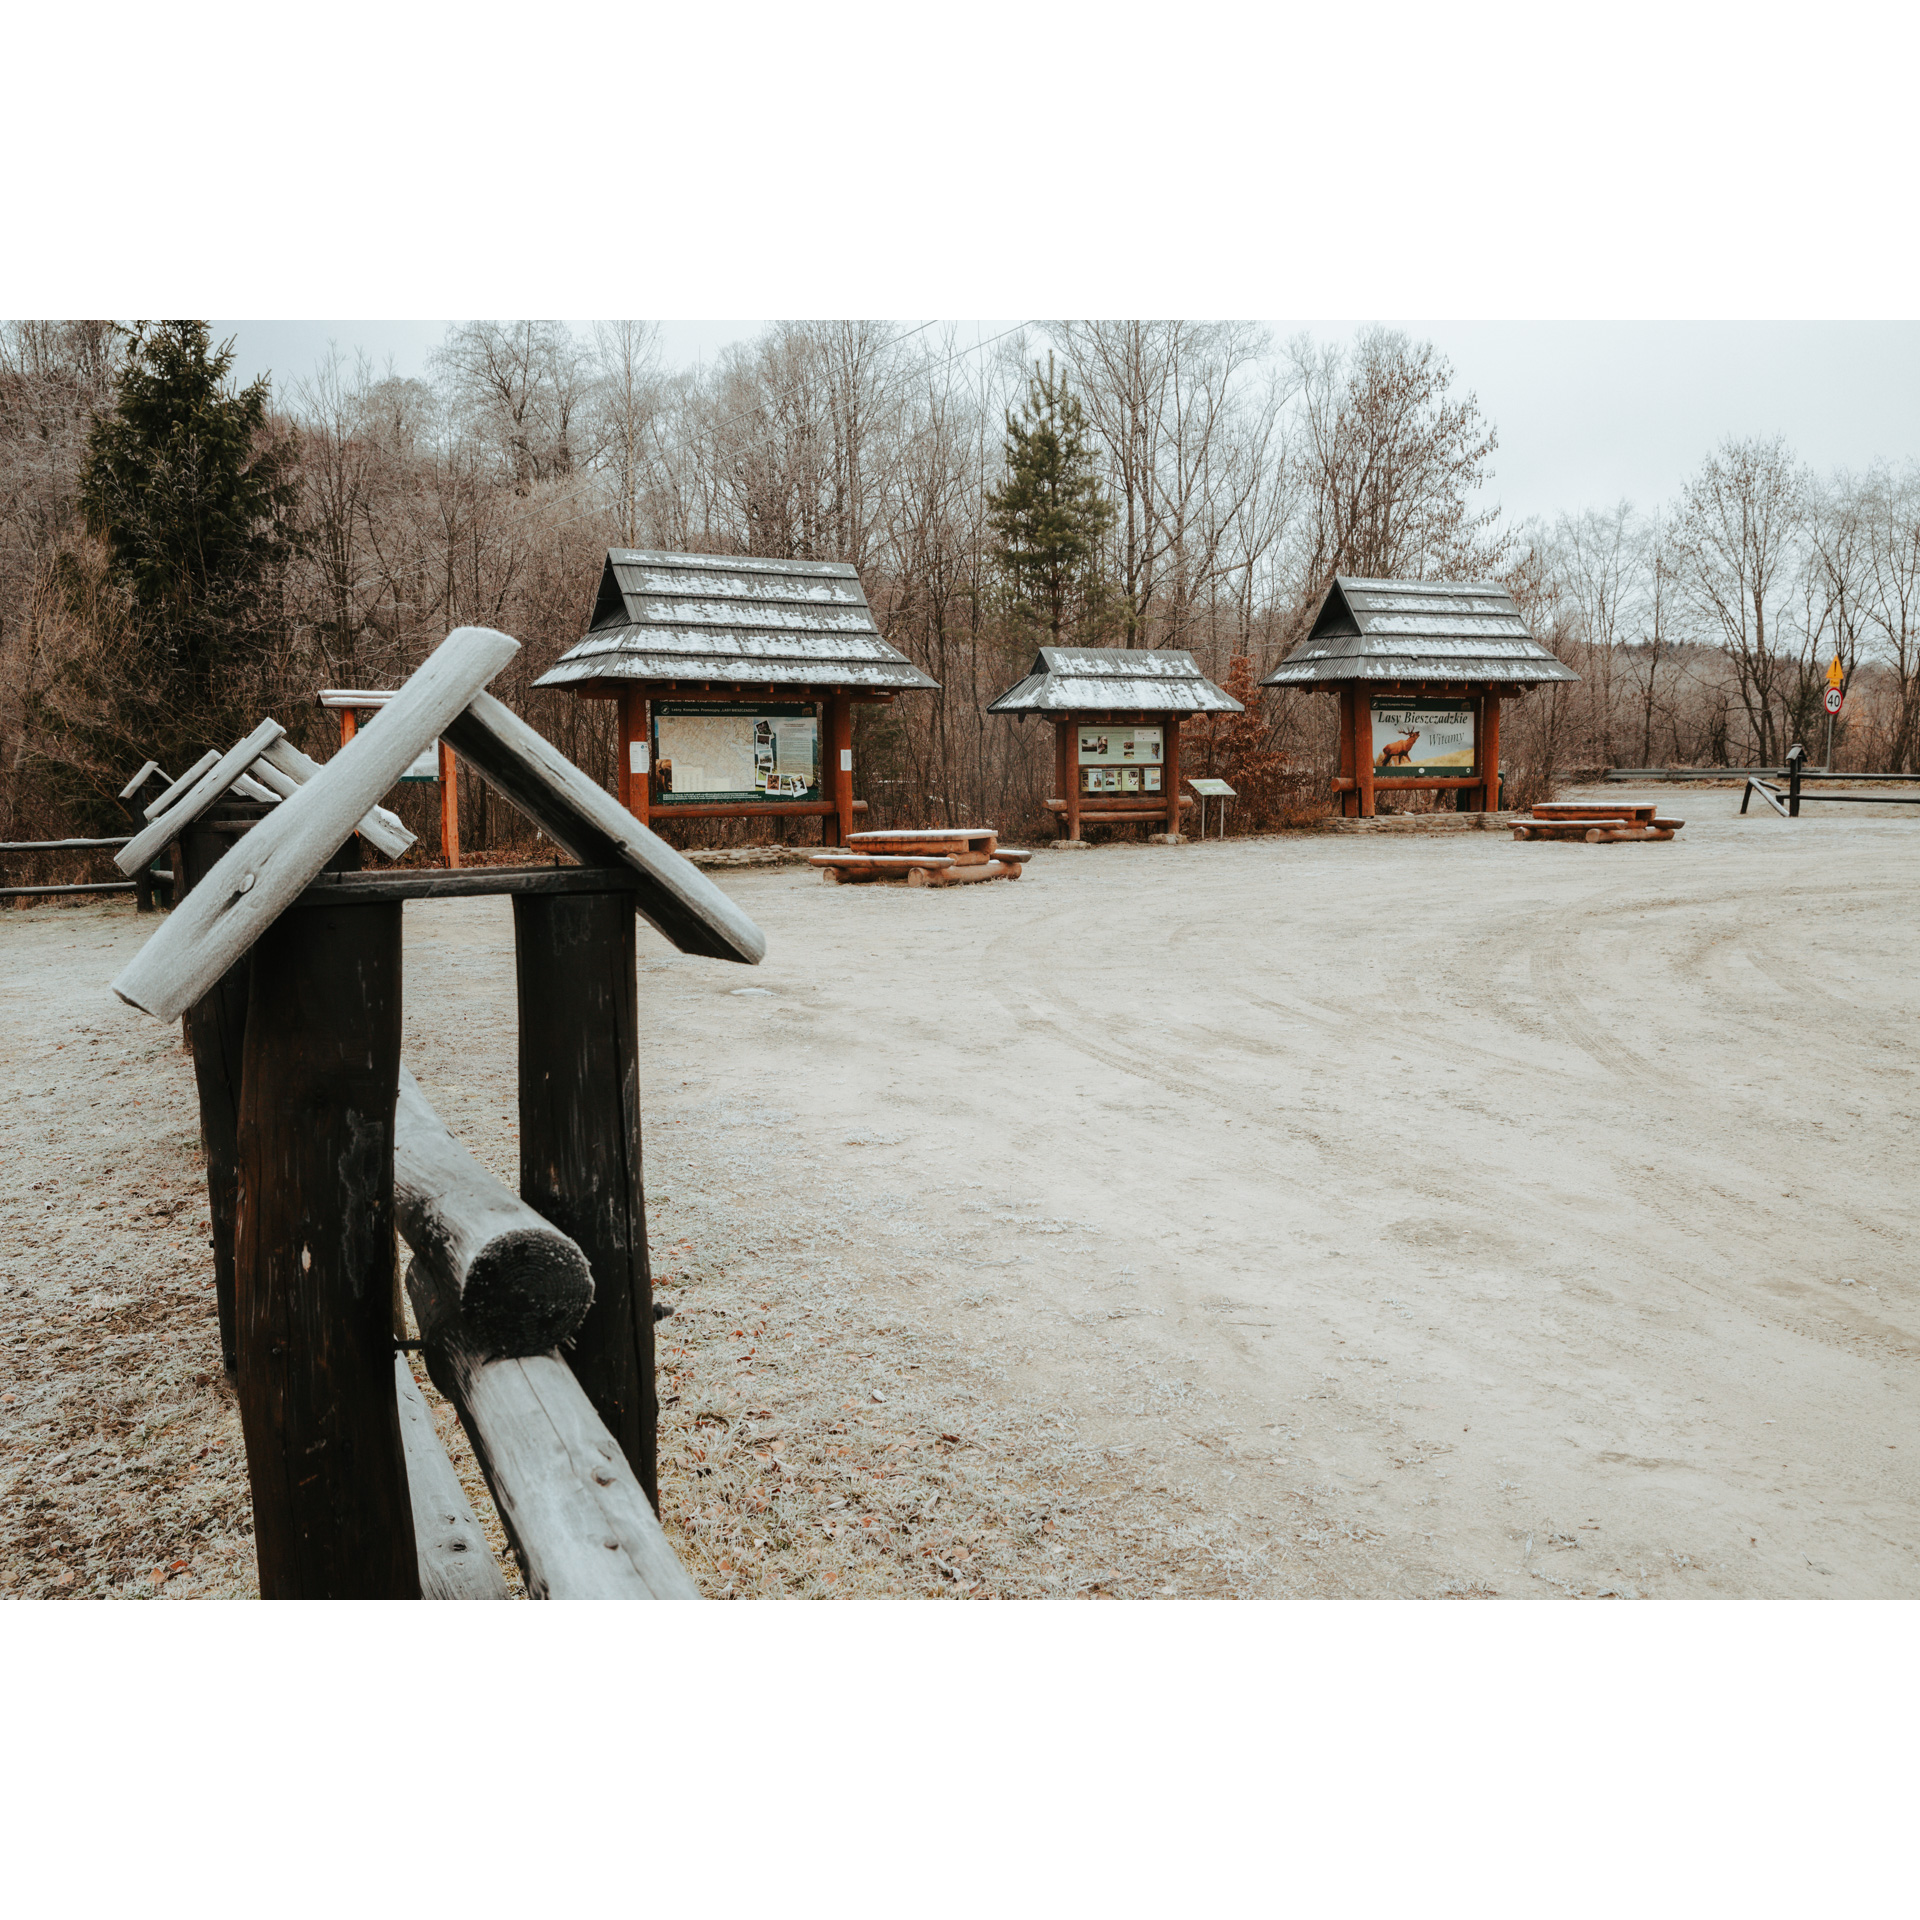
[10,785,1915,1601]
[2,898,1288,1602]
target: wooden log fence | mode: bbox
[104,624,764,1599]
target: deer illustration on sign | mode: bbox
[1377,729,1420,767]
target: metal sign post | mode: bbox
[1824,682,1844,769]
[1188,777,1236,838]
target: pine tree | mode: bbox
[44,322,301,821]
[81,320,298,695]
[987,356,1114,642]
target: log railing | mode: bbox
[0,835,174,908]
[111,629,756,1600]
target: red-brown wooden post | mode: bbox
[1355,688,1377,818]
[339,708,357,748]
[1165,715,1182,838]
[1066,715,1083,843]
[1343,687,1358,817]
[438,741,461,868]
[828,691,854,847]
[1484,692,1502,811]
[617,687,650,825]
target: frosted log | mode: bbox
[421,1331,700,1601]
[112,625,519,1021]
[250,743,415,860]
[393,1357,509,1599]
[142,749,219,820]
[116,722,284,874]
[394,1066,594,1357]
[118,760,165,803]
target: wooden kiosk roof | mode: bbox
[534,550,937,694]
[1262,577,1579,689]
[987,647,1242,715]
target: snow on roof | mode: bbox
[1263,577,1579,687]
[535,550,938,694]
[986,647,1243,715]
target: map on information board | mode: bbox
[655,702,820,804]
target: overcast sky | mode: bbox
[212,318,1920,533]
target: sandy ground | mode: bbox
[5,780,1917,1598]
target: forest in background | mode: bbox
[5,317,1920,858]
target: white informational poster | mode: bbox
[1369,700,1475,775]
[1078,725,1164,766]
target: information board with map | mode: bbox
[653,702,821,804]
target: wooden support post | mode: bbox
[1335,689,1355,817]
[339,709,356,748]
[1355,689,1377,818]
[617,687,650,826]
[1053,717,1070,825]
[1164,716,1182,839]
[1484,693,1502,811]
[512,890,657,1507]
[234,894,417,1599]
[1067,716,1083,843]
[828,691,854,848]
[180,814,258,1375]
[439,740,461,869]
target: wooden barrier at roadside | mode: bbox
[106,625,764,1599]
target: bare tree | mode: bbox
[1049,320,1294,655]
[1667,436,1803,765]
[1856,462,1920,770]
[1286,327,1511,626]
[433,321,593,491]
[591,321,662,547]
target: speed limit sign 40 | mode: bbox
[1824,686,1844,715]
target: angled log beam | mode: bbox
[117,722,285,874]
[119,759,167,804]
[112,626,519,1023]
[393,1357,509,1600]
[394,1066,595,1358]
[250,741,415,861]
[143,750,220,820]
[421,1329,699,1600]
[440,688,765,965]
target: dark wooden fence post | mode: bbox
[180,819,251,1374]
[234,891,417,1599]
[512,889,657,1507]
[180,804,350,1377]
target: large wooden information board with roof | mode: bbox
[537,550,937,846]
[1263,577,1579,819]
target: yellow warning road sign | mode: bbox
[1828,655,1845,688]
